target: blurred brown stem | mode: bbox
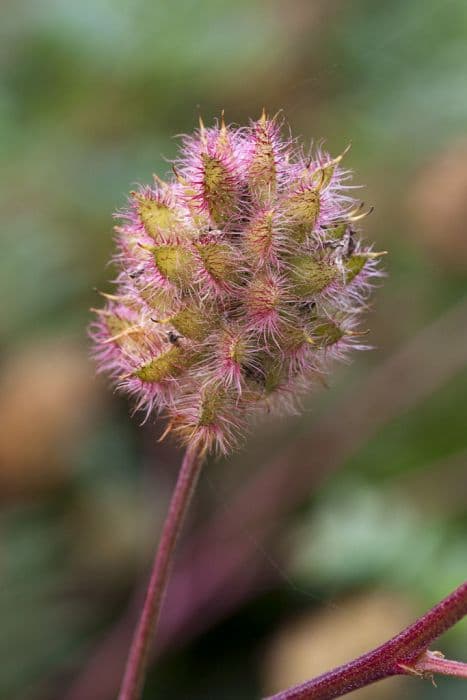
[156,295,467,652]
[118,443,204,700]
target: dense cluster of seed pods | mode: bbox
[91,112,382,453]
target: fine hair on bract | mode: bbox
[91,111,383,455]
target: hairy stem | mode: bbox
[266,581,467,700]
[118,443,204,700]
[405,650,467,679]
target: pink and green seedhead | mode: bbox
[91,112,383,454]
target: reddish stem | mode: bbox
[118,443,204,700]
[407,650,467,679]
[266,581,467,700]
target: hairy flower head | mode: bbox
[91,112,383,454]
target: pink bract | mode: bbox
[90,112,383,453]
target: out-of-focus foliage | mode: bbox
[0,1,466,699]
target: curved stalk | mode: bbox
[118,443,204,700]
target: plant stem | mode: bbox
[408,650,467,679]
[266,581,467,700]
[118,443,204,700]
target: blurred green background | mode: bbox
[1,1,466,699]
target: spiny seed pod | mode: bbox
[91,112,384,454]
